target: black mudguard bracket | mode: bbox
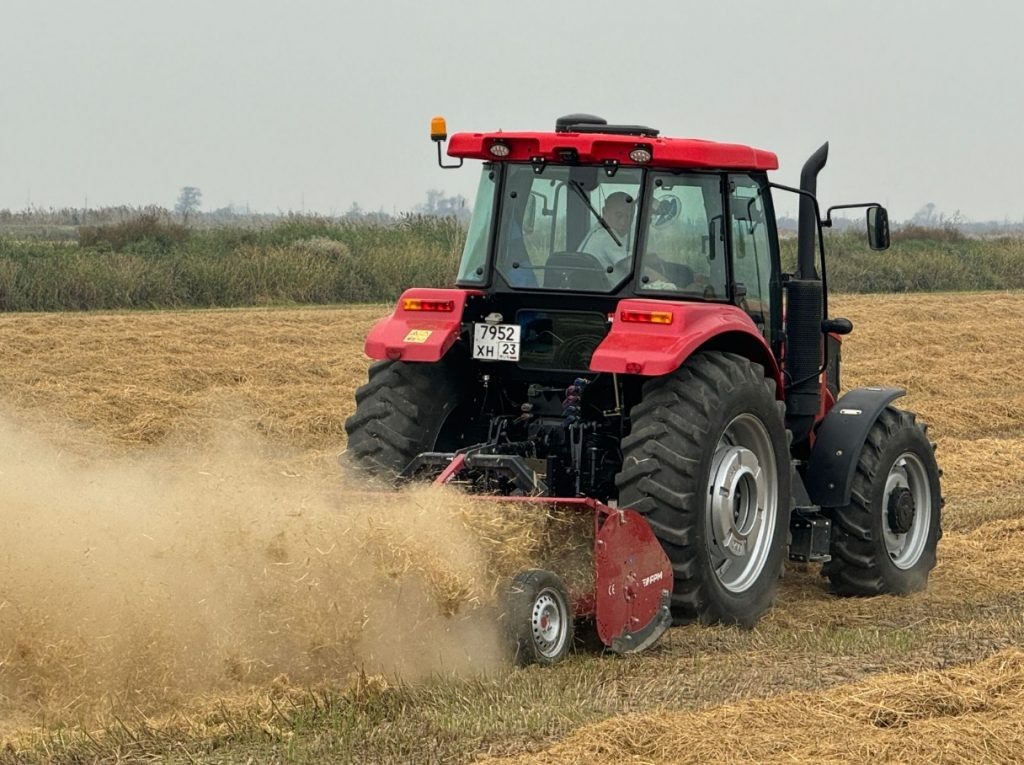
[805,386,905,507]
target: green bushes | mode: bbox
[78,214,188,253]
[1,216,1023,311]
[782,230,1024,293]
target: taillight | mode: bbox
[619,309,673,325]
[402,298,455,312]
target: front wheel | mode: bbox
[824,408,942,595]
[615,351,791,627]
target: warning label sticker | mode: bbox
[403,329,433,343]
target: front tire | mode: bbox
[823,408,942,595]
[615,351,790,627]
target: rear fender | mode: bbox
[364,288,483,362]
[590,299,782,392]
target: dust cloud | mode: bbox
[0,409,511,726]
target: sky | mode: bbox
[2,0,1023,222]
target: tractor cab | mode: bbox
[447,114,784,355]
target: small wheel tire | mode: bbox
[343,358,465,478]
[824,407,942,596]
[504,570,574,667]
[615,351,791,627]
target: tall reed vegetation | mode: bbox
[0,216,1022,311]
[780,228,1024,293]
[0,216,462,311]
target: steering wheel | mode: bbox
[652,196,681,228]
[544,251,609,290]
[547,251,605,271]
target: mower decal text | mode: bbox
[642,570,664,588]
[403,329,433,343]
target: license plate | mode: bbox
[472,322,520,361]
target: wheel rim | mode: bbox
[705,413,778,593]
[882,452,932,569]
[531,588,569,659]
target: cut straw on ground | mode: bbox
[0,291,1021,763]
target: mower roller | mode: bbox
[344,114,943,664]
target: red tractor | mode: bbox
[345,114,942,665]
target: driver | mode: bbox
[578,191,636,277]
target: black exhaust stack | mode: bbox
[785,142,828,445]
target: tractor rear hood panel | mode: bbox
[591,300,781,387]
[364,288,483,362]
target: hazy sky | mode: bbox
[2,0,1022,221]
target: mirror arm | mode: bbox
[823,202,885,227]
[766,181,829,316]
[767,182,824,221]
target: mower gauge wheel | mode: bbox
[504,569,574,667]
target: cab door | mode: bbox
[728,173,781,350]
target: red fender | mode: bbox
[364,288,483,362]
[590,299,782,391]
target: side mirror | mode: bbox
[867,206,890,251]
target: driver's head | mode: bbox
[603,192,635,237]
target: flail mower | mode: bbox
[344,114,942,665]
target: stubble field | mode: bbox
[1,292,1024,763]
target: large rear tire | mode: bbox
[823,408,942,595]
[344,358,465,478]
[615,351,790,627]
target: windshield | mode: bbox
[493,164,644,292]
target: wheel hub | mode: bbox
[531,591,566,657]
[705,412,778,595]
[882,453,933,569]
[709,446,765,559]
[887,486,916,534]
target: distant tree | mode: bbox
[416,189,469,222]
[911,203,937,226]
[175,186,202,223]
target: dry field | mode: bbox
[0,293,1023,763]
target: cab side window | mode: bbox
[729,175,776,341]
[637,173,726,298]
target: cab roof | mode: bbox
[447,129,778,172]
